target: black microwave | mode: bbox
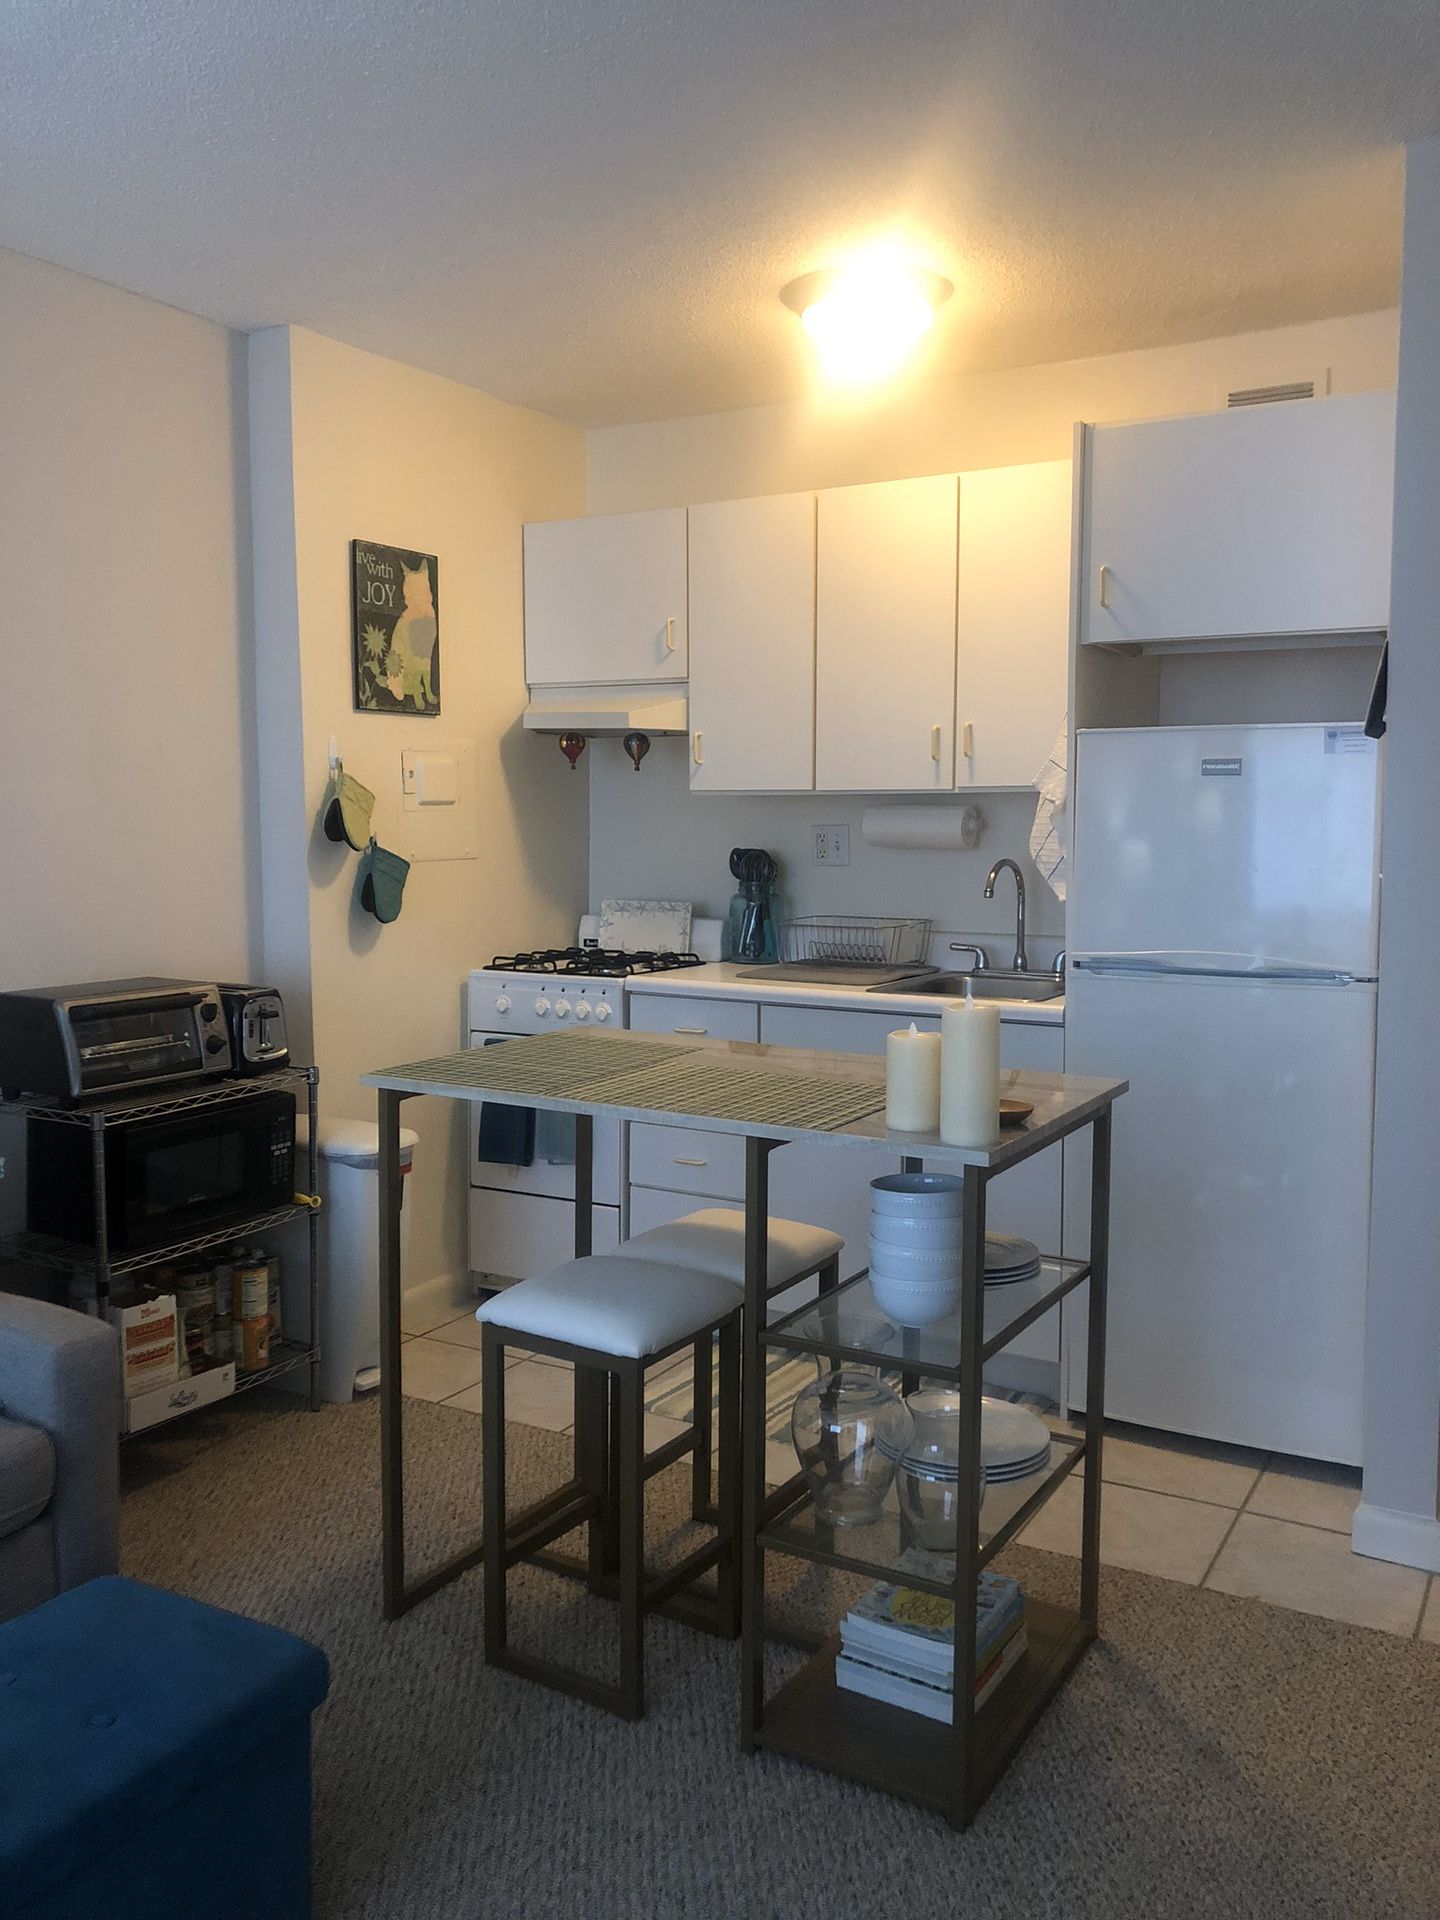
[27,1087,296,1254]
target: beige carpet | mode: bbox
[119,1393,1440,1920]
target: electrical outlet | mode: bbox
[812,826,850,866]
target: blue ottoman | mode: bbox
[0,1575,330,1920]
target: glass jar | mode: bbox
[791,1368,913,1528]
[895,1386,984,1551]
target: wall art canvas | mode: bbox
[351,540,441,715]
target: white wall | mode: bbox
[1355,140,1440,1572]
[585,311,1397,940]
[250,327,588,1302]
[589,311,1398,512]
[0,246,257,987]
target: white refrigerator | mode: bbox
[1065,723,1381,1464]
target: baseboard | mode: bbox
[1351,1500,1440,1573]
[403,1267,473,1323]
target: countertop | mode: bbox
[622,961,1065,1026]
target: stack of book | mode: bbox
[835,1554,1026,1723]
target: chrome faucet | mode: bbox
[984,858,1028,972]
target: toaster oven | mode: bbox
[0,979,233,1102]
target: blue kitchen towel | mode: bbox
[534,1108,576,1166]
[475,1039,534,1167]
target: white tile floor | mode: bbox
[403,1312,1438,1643]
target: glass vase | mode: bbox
[791,1368,913,1529]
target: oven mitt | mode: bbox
[322,762,376,851]
[358,840,410,924]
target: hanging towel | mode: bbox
[1029,720,1069,902]
[476,1039,535,1167]
[534,1109,577,1167]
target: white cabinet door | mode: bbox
[815,476,959,791]
[688,493,815,791]
[524,508,688,685]
[956,461,1072,790]
[1082,392,1395,646]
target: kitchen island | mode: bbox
[364,1026,1125,1827]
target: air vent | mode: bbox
[1226,380,1317,408]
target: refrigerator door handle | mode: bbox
[1072,952,1369,985]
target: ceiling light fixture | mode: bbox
[781,253,953,386]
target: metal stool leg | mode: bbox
[690,1332,714,1522]
[481,1328,508,1661]
[714,1310,741,1636]
[617,1358,645,1720]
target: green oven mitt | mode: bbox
[322,760,376,851]
[359,839,410,924]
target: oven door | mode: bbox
[466,1031,621,1285]
[113,1089,296,1252]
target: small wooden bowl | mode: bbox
[999,1097,1034,1127]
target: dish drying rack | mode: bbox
[779,915,933,968]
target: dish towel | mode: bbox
[475,1039,535,1168]
[1029,720,1069,902]
[534,1109,577,1167]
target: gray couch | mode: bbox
[0,1294,119,1622]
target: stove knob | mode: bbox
[594,1001,614,1024]
[573,1000,592,1021]
[494,993,511,1015]
[533,996,550,1018]
[553,997,572,1020]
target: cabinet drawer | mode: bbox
[627,995,759,1042]
[629,1123,746,1200]
[758,1003,939,1055]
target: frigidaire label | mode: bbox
[1201,758,1243,776]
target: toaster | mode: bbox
[216,984,290,1075]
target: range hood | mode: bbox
[522,683,688,736]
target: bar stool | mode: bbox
[477,1254,742,1721]
[623,1209,844,1520]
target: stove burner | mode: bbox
[487,946,704,979]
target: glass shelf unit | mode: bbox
[765,1258,1091,1379]
[737,1089,1121,1832]
[761,1432,1085,1593]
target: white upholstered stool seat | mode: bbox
[475,1254,742,1361]
[623,1208,844,1291]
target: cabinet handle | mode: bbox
[962,721,974,758]
[673,1025,708,1035]
[1098,564,1112,610]
[930,724,942,762]
[664,616,677,653]
[673,1155,708,1168]
[692,731,703,766]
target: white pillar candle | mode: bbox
[940,988,1001,1147]
[886,1022,942,1132]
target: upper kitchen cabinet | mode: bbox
[687,492,815,791]
[1080,391,1396,648]
[523,507,688,685]
[815,475,959,791]
[956,460,1072,789]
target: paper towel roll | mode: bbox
[861,804,985,852]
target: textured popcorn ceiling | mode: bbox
[1,0,1436,425]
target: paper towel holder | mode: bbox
[860,803,986,852]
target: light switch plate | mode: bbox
[399,740,477,860]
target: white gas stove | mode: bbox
[465,917,721,1284]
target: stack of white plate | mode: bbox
[980,1397,1052,1482]
[984,1233,1042,1289]
[868,1174,965,1327]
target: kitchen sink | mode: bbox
[867,972,1064,1002]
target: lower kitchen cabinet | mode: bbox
[469,1187,620,1281]
[627,993,759,1042]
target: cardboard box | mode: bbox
[105,1289,179,1397]
[123,1362,236,1435]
